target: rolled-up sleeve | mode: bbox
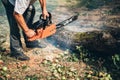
[14,0,30,14]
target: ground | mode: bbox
[0,0,120,80]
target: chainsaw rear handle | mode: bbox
[32,12,52,30]
[39,12,52,30]
[39,12,52,26]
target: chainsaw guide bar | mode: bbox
[28,12,79,41]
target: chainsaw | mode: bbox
[28,12,79,41]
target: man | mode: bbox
[1,0,49,61]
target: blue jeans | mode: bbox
[1,0,35,53]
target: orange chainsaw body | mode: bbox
[28,24,56,41]
[28,12,79,41]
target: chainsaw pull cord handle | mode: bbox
[39,12,52,30]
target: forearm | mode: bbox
[13,12,29,32]
[39,0,47,11]
[39,0,48,19]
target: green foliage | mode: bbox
[66,53,79,62]
[84,70,112,80]
[75,45,120,80]
[0,66,9,80]
[112,54,120,69]
[74,32,96,42]
[67,0,114,9]
[42,59,80,80]
[76,46,89,62]
[0,47,6,53]
[79,0,105,9]
[109,6,120,15]
[25,75,38,80]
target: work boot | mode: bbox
[10,52,30,61]
[26,40,47,48]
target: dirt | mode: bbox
[0,0,120,79]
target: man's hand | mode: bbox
[42,9,49,19]
[25,29,36,38]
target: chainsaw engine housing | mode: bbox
[28,24,56,41]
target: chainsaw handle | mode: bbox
[39,12,52,30]
[40,12,52,23]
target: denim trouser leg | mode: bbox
[1,0,22,53]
